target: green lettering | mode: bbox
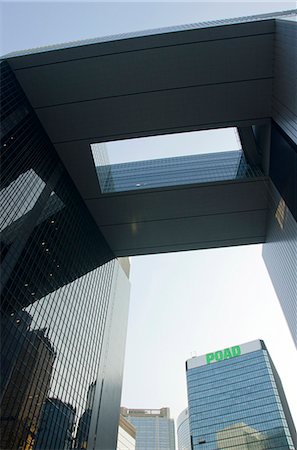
[215,350,223,361]
[223,348,232,359]
[207,346,241,365]
[231,346,241,357]
[206,353,215,364]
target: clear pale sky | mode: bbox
[1,0,296,433]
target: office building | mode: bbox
[1,8,296,450]
[117,414,136,450]
[186,340,297,449]
[0,62,131,450]
[2,10,296,345]
[121,407,176,450]
[177,408,191,450]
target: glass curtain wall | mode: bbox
[186,344,296,449]
[0,61,116,450]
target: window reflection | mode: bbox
[0,311,55,449]
[0,169,45,232]
[1,61,116,450]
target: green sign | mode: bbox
[206,346,241,364]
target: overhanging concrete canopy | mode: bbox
[6,15,286,256]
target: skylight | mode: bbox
[91,128,241,166]
[90,128,263,194]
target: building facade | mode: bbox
[121,407,176,450]
[94,149,262,194]
[0,61,131,450]
[186,340,296,450]
[2,10,296,345]
[1,9,296,450]
[117,414,136,450]
[177,408,191,450]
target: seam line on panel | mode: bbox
[12,31,275,71]
[98,207,268,228]
[34,76,273,110]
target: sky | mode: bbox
[1,0,296,437]
[93,128,241,164]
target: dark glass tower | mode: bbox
[0,61,130,450]
[186,340,296,450]
[1,9,296,450]
[2,10,295,346]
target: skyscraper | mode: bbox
[2,10,295,345]
[121,407,176,450]
[186,340,296,449]
[0,61,131,450]
[1,8,296,450]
